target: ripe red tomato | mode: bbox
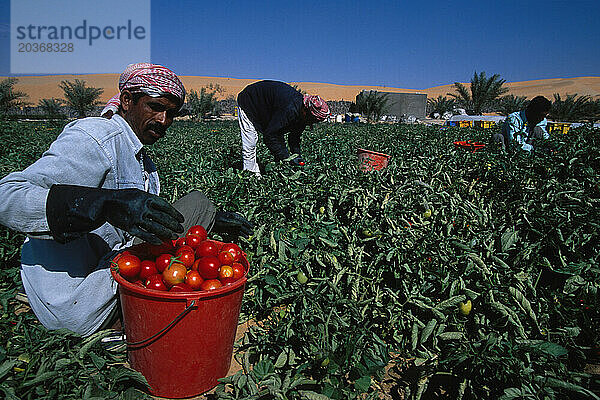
[200,279,222,291]
[195,240,220,258]
[148,241,175,257]
[139,260,158,280]
[218,250,234,266]
[195,256,220,280]
[231,262,245,279]
[170,282,193,292]
[155,253,175,273]
[174,236,187,248]
[175,245,195,269]
[187,225,207,241]
[116,254,141,281]
[218,265,235,285]
[162,261,187,287]
[220,243,242,262]
[185,270,204,290]
[184,234,204,250]
[145,274,167,291]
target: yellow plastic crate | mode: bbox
[474,120,496,129]
[547,122,571,134]
[457,120,472,128]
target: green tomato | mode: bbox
[423,209,432,218]
[459,300,472,316]
[296,271,308,284]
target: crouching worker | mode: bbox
[0,63,253,336]
[493,96,552,152]
[237,80,330,175]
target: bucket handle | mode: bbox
[126,299,198,347]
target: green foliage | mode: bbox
[449,71,509,115]
[0,120,599,398]
[186,84,223,121]
[356,90,391,122]
[0,78,29,117]
[550,93,594,122]
[37,98,64,118]
[497,94,529,116]
[58,79,104,118]
[427,95,456,117]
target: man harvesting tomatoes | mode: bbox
[493,95,552,152]
[0,63,253,336]
[236,80,330,175]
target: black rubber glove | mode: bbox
[212,211,254,238]
[46,184,184,245]
[289,156,306,167]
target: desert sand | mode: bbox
[3,74,599,105]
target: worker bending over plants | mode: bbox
[237,80,330,175]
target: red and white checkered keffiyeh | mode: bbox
[100,93,120,116]
[100,63,186,115]
[303,94,330,121]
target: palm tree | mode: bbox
[549,93,591,122]
[59,79,104,118]
[186,86,221,121]
[38,98,64,118]
[448,71,508,115]
[356,90,391,122]
[427,95,456,117]
[0,78,29,117]
[496,95,528,116]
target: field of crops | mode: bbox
[0,119,599,399]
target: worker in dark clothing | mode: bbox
[236,80,330,175]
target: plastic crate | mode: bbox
[457,120,472,128]
[547,122,571,134]
[474,120,496,129]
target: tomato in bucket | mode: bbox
[111,241,249,398]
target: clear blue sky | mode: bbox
[1,0,598,89]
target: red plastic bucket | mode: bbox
[453,140,486,153]
[357,148,391,171]
[111,244,249,398]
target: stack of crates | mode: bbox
[446,120,472,127]
[547,122,571,134]
[474,120,496,129]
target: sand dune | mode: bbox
[3,74,599,105]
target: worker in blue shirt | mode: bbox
[494,96,552,152]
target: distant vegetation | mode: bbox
[1,76,599,123]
